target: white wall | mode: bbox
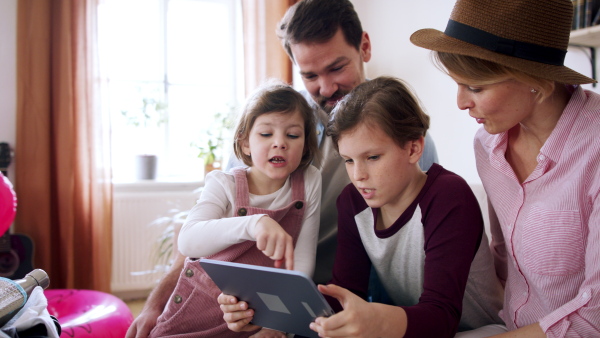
[0,0,17,180]
[352,0,600,184]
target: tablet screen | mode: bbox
[200,258,334,337]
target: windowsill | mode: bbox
[113,178,204,193]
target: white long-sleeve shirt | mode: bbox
[178,165,321,277]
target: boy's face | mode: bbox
[338,123,423,220]
[290,29,371,114]
[242,110,305,194]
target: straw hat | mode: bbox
[410,0,596,84]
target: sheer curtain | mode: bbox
[242,0,297,95]
[16,0,112,291]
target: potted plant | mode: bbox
[193,104,236,176]
[150,209,189,274]
[121,98,168,180]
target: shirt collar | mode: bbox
[486,85,586,165]
[539,85,584,164]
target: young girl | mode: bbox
[149,81,321,338]
[310,76,505,337]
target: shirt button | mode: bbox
[173,295,182,304]
[185,269,194,277]
[538,154,546,161]
[582,292,589,299]
[295,201,304,209]
[238,208,247,216]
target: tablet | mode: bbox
[199,258,334,338]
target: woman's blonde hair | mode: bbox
[433,52,556,102]
[233,80,319,171]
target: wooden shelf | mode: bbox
[570,25,600,47]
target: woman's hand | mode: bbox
[255,216,294,269]
[218,293,261,332]
[309,284,407,338]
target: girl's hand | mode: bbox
[255,216,294,270]
[309,284,407,338]
[218,293,260,332]
[250,328,287,338]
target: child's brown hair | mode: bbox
[233,80,319,170]
[327,76,430,151]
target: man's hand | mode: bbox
[254,216,294,270]
[309,284,407,338]
[125,306,162,338]
[126,252,186,338]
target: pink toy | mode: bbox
[45,289,133,337]
[0,172,17,237]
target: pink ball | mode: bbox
[0,173,16,236]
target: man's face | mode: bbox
[290,29,371,114]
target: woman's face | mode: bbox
[451,74,538,134]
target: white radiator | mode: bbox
[111,181,202,299]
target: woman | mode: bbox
[411,0,600,337]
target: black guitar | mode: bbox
[0,142,34,279]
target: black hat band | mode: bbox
[444,20,567,66]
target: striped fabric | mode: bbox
[474,85,600,336]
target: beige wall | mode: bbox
[351,0,600,184]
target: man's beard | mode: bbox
[317,89,349,114]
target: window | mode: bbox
[98,0,243,182]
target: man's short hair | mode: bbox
[277,0,363,62]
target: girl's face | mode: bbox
[452,75,537,135]
[338,123,422,214]
[242,110,306,192]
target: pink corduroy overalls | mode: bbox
[150,168,306,337]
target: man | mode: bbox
[126,0,438,336]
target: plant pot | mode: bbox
[136,154,158,180]
[204,160,222,177]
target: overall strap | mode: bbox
[232,167,250,210]
[290,169,305,202]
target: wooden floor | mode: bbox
[125,298,146,318]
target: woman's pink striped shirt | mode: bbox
[475,85,600,337]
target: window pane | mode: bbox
[164,84,236,178]
[98,0,164,82]
[98,0,241,182]
[167,0,235,86]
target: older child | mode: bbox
[149,81,321,338]
[309,76,504,337]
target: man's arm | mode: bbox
[125,252,185,338]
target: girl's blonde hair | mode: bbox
[233,80,319,170]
